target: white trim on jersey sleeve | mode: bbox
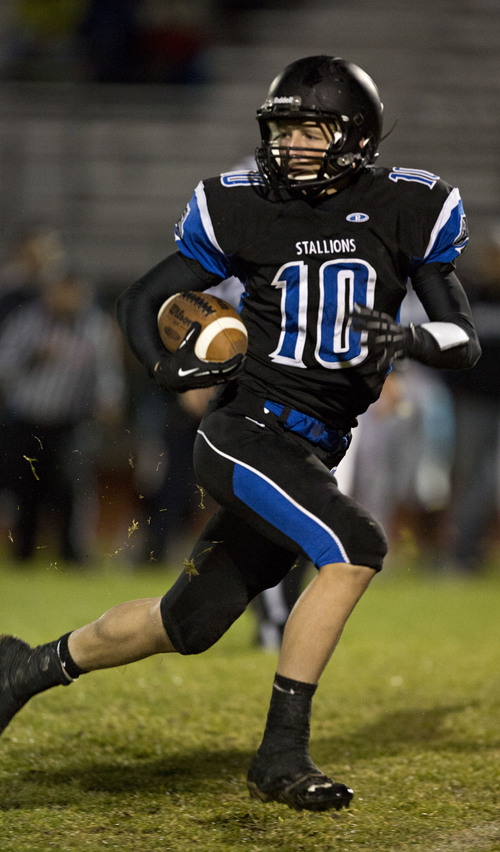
[420,321,469,350]
[194,181,225,255]
[423,187,461,260]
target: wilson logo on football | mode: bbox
[158,291,248,363]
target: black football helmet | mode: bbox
[256,55,384,197]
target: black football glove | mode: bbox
[153,322,245,392]
[349,303,417,371]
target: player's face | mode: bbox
[269,120,337,180]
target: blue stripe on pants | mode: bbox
[232,462,348,567]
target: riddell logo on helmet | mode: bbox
[265,96,302,107]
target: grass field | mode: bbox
[0,554,499,852]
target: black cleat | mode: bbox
[0,635,70,734]
[247,756,353,812]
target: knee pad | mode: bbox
[160,509,296,654]
[336,497,388,571]
[160,556,250,655]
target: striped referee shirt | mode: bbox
[0,299,125,425]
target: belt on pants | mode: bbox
[263,400,351,455]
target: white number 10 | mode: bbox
[269,258,376,369]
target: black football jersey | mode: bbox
[174,166,468,429]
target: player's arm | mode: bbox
[407,261,481,368]
[116,251,243,392]
[350,262,481,372]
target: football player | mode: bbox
[0,56,480,812]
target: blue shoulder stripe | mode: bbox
[423,188,469,264]
[174,181,233,278]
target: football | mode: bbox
[157,291,248,363]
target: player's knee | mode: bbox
[366,516,388,567]
[342,510,388,572]
[358,514,388,571]
[319,561,377,587]
[159,573,250,655]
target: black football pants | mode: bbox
[160,383,386,654]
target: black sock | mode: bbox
[273,673,317,698]
[56,632,86,680]
[7,637,77,702]
[256,673,317,763]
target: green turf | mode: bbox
[0,556,499,851]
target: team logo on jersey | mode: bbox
[346,212,369,223]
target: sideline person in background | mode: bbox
[0,270,126,563]
[129,377,215,566]
[443,226,500,573]
[0,222,65,326]
[1,55,480,812]
[0,223,67,523]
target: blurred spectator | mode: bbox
[78,0,141,83]
[0,270,126,564]
[128,374,214,566]
[348,362,456,568]
[78,0,216,85]
[0,0,215,85]
[403,362,456,564]
[0,222,66,325]
[0,0,87,82]
[443,227,500,573]
[349,369,422,539]
[0,0,301,84]
[136,0,214,85]
[0,223,67,528]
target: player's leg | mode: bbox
[159,507,297,654]
[194,398,387,811]
[278,561,375,683]
[68,597,172,669]
[0,507,295,736]
[247,561,374,811]
[0,598,173,736]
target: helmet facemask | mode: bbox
[257,115,373,198]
